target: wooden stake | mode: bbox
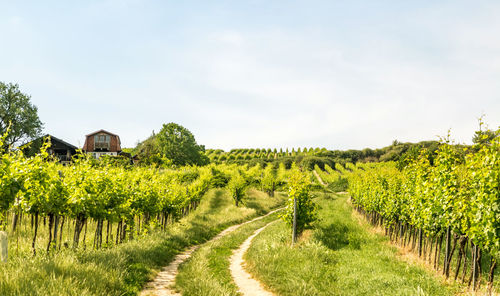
[292,195,297,246]
[0,231,7,262]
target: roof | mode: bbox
[85,129,120,137]
[46,134,79,150]
[22,134,78,150]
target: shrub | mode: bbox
[299,156,334,171]
[227,172,247,206]
[280,168,318,238]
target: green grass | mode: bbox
[0,188,285,295]
[174,207,283,295]
[245,193,462,296]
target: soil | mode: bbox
[229,221,276,296]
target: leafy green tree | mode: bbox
[472,116,498,146]
[0,82,43,148]
[472,129,497,145]
[156,123,208,166]
[136,123,208,166]
[135,132,161,164]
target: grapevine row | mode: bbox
[348,133,499,293]
[0,140,283,255]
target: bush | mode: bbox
[327,177,348,192]
[210,167,229,188]
[280,168,318,237]
[272,157,295,169]
[299,156,334,171]
[227,172,247,206]
[247,158,268,168]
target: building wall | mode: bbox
[83,131,121,153]
[83,135,94,151]
[110,135,120,152]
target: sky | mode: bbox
[1,0,499,151]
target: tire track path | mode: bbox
[313,170,327,186]
[140,208,283,296]
[230,221,277,296]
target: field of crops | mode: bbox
[0,138,299,258]
[348,132,500,293]
[1,128,499,295]
[205,147,328,162]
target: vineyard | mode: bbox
[0,137,299,259]
[0,127,499,295]
[4,0,499,294]
[205,147,329,162]
[348,130,500,293]
[204,141,441,166]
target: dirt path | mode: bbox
[230,221,276,296]
[313,170,327,186]
[140,208,283,296]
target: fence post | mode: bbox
[0,231,7,263]
[292,196,297,246]
[472,243,478,290]
[444,226,451,276]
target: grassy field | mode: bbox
[244,193,462,296]
[0,188,285,296]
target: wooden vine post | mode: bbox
[292,195,297,245]
[0,231,7,263]
[285,167,316,248]
[444,226,451,277]
[472,243,477,289]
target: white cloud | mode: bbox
[161,23,499,150]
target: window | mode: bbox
[95,135,110,143]
[94,135,111,142]
[94,134,111,150]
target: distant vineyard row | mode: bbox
[204,140,442,166]
[205,147,328,161]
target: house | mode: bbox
[82,129,122,159]
[21,134,78,165]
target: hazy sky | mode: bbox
[1,1,499,150]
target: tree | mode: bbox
[472,129,497,145]
[472,117,498,147]
[135,133,164,166]
[156,123,208,166]
[0,82,43,148]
